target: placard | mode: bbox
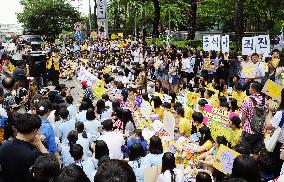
[140,101,152,118]
[203,104,239,127]
[97,0,107,19]
[214,145,240,174]
[255,35,270,55]
[262,79,282,101]
[111,34,116,40]
[222,35,230,53]
[210,120,232,142]
[186,91,201,106]
[203,35,211,51]
[117,33,124,37]
[164,111,175,139]
[203,58,215,71]
[242,37,255,55]
[210,35,221,52]
[241,62,257,78]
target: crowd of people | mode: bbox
[0,36,283,182]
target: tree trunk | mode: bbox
[152,0,160,38]
[188,0,197,40]
[234,0,244,52]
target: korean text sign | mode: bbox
[203,104,239,127]
[214,145,240,174]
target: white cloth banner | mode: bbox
[222,35,230,53]
[77,66,98,85]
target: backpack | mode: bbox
[250,96,266,134]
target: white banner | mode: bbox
[96,0,107,19]
[77,66,98,85]
[255,35,270,55]
[222,35,230,53]
[203,35,211,51]
[210,35,221,52]
[242,37,255,55]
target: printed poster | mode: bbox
[214,145,240,174]
[210,120,232,142]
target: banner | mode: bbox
[140,101,152,118]
[210,120,232,142]
[241,62,257,78]
[77,66,98,85]
[214,145,240,174]
[203,105,239,127]
[97,0,107,19]
[209,35,221,52]
[203,58,215,71]
[222,35,230,53]
[93,80,107,99]
[262,79,283,101]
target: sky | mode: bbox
[0,0,94,25]
[0,0,23,24]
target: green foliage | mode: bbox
[17,0,81,41]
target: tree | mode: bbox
[17,0,81,41]
[235,0,244,51]
[152,0,160,37]
[188,0,197,40]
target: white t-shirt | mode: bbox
[157,168,184,182]
[271,110,284,143]
[98,131,125,159]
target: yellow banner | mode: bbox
[214,145,240,174]
[262,79,282,101]
[93,80,106,99]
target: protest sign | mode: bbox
[111,34,116,40]
[203,35,211,51]
[255,35,270,55]
[210,120,232,142]
[186,91,201,106]
[140,101,152,118]
[210,35,221,52]
[164,111,175,139]
[93,80,107,99]
[203,105,238,127]
[241,62,257,78]
[222,35,230,53]
[117,32,124,37]
[77,66,98,84]
[262,79,282,101]
[214,145,240,174]
[242,37,255,55]
[203,58,215,71]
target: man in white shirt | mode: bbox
[98,119,125,160]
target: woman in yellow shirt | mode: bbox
[231,83,246,108]
[188,126,214,153]
[152,96,164,120]
[176,107,191,137]
[230,116,242,147]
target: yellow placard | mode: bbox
[262,79,282,101]
[117,33,123,37]
[93,80,106,99]
[204,58,215,71]
[210,120,232,142]
[111,34,117,40]
[186,91,200,106]
[213,145,240,174]
[241,62,257,78]
[92,31,97,37]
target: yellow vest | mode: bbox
[47,57,59,71]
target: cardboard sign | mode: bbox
[117,33,124,37]
[210,120,232,142]
[214,145,240,174]
[164,111,175,139]
[186,91,201,106]
[204,58,215,71]
[241,62,257,78]
[262,79,282,101]
[203,105,238,127]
